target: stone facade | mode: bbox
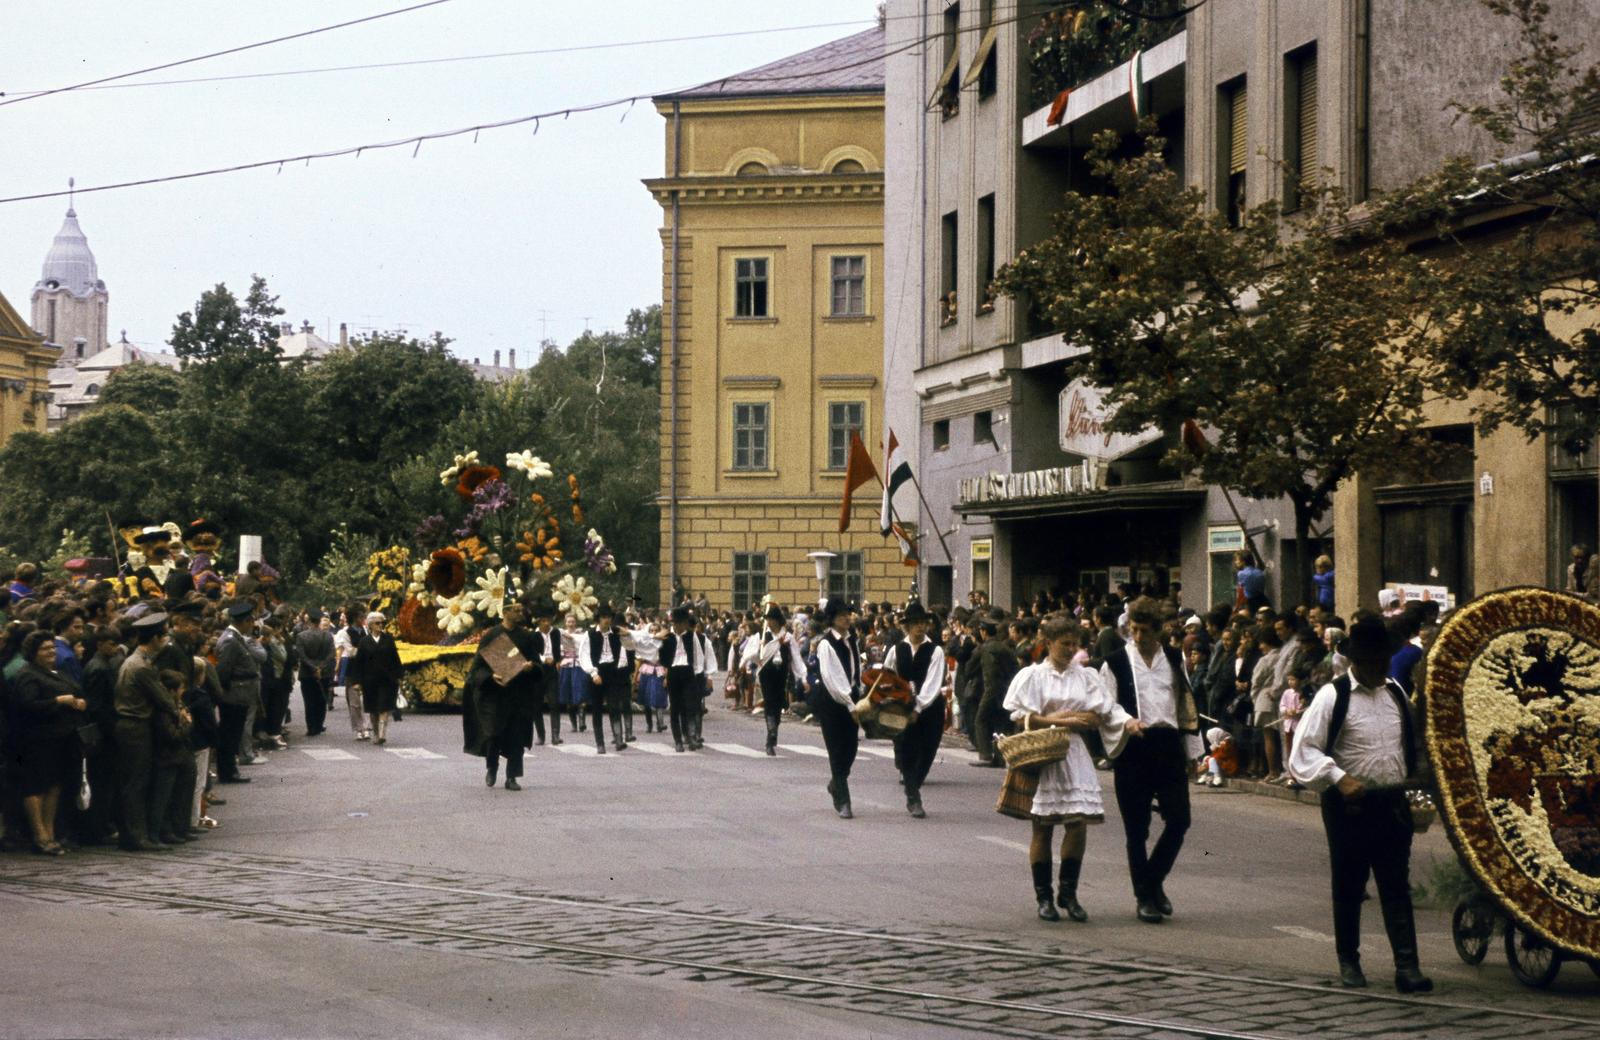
[0,290,60,445]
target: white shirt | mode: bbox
[1101,641,1204,760]
[1288,679,1409,791]
[816,630,858,708]
[578,626,620,678]
[628,626,661,666]
[665,631,707,674]
[750,625,806,683]
[885,636,948,713]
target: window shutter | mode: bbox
[1229,85,1248,175]
[1298,57,1318,188]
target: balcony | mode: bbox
[1026,2,1187,107]
[1023,28,1187,150]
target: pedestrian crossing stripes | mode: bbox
[384,747,446,760]
[703,742,768,758]
[856,746,897,759]
[301,748,359,761]
[550,743,615,758]
[778,745,828,758]
[625,741,679,756]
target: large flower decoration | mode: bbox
[583,528,617,575]
[407,561,433,606]
[414,514,448,545]
[456,464,503,502]
[517,527,562,570]
[470,566,510,619]
[397,596,445,644]
[435,594,476,636]
[439,450,481,487]
[426,547,467,599]
[455,535,488,563]
[506,450,554,480]
[455,478,516,538]
[568,473,585,525]
[552,573,599,624]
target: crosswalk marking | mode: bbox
[857,746,897,760]
[302,748,359,761]
[384,747,445,760]
[703,742,768,758]
[627,741,679,755]
[552,743,617,758]
[778,744,828,758]
[976,835,1030,854]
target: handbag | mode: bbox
[77,761,92,812]
[76,721,104,756]
[996,714,1073,772]
[395,690,410,711]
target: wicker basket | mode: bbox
[996,715,1072,772]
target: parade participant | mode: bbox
[334,605,368,741]
[130,527,177,600]
[556,612,588,733]
[213,601,266,782]
[353,611,403,745]
[658,606,706,753]
[463,601,538,789]
[579,603,632,753]
[528,604,562,745]
[883,601,948,818]
[1002,616,1130,921]
[183,519,226,599]
[628,617,668,734]
[113,610,178,851]
[293,610,336,737]
[1287,615,1432,993]
[749,604,804,755]
[813,598,862,819]
[1099,597,1203,924]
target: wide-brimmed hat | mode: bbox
[186,519,223,539]
[821,598,855,623]
[764,604,786,624]
[1344,616,1394,660]
[133,526,171,546]
[901,601,933,625]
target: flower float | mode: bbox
[439,450,480,487]
[552,573,599,623]
[426,547,467,599]
[435,593,476,636]
[506,450,554,480]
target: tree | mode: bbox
[170,275,285,376]
[97,362,183,414]
[993,129,1448,603]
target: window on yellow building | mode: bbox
[830,255,866,317]
[733,402,769,471]
[827,401,865,469]
[828,552,864,603]
[732,553,768,612]
[735,257,770,318]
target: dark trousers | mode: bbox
[262,680,290,737]
[115,720,176,845]
[82,746,120,841]
[666,666,699,744]
[217,702,247,778]
[588,664,625,746]
[1111,727,1191,900]
[957,687,978,744]
[164,753,197,839]
[299,669,329,735]
[895,694,946,794]
[1322,789,1415,961]
[808,689,859,782]
[758,667,787,718]
[973,686,1008,762]
[487,738,525,780]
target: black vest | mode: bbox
[893,640,938,691]
[589,628,624,668]
[822,630,859,686]
[663,631,695,670]
[760,628,792,672]
[1103,645,1195,731]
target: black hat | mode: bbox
[1345,616,1394,660]
[764,604,786,624]
[821,598,854,623]
[164,599,205,619]
[225,600,256,620]
[130,611,169,630]
[133,526,171,546]
[901,601,932,625]
[670,605,693,624]
[305,609,324,623]
[597,602,616,620]
[186,519,223,539]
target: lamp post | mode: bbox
[626,562,645,603]
[806,551,836,608]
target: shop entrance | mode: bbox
[1009,510,1184,606]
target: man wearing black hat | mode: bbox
[659,606,706,752]
[527,602,560,745]
[750,604,804,755]
[1288,615,1432,993]
[214,601,267,781]
[883,601,947,818]
[579,604,632,753]
[813,598,863,818]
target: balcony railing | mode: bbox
[1026,0,1188,110]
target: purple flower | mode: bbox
[414,514,448,544]
[472,478,516,513]
[583,533,615,575]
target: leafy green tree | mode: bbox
[993,129,1446,601]
[302,524,379,609]
[169,275,284,375]
[97,362,183,414]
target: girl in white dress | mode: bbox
[1002,615,1133,923]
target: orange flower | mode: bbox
[456,464,503,502]
[456,535,488,562]
[517,527,563,570]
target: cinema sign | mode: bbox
[1059,378,1163,461]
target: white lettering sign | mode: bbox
[1058,378,1163,461]
[957,460,1108,506]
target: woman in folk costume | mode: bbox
[556,611,589,732]
[744,603,806,755]
[628,615,669,734]
[1001,614,1131,923]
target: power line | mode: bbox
[0,0,456,107]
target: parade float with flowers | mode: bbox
[367,448,618,707]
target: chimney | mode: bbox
[280,322,293,335]
[494,349,501,367]
[301,320,313,334]
[509,349,516,369]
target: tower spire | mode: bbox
[67,176,75,216]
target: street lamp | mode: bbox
[806,551,836,608]
[626,561,645,603]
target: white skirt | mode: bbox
[1030,737,1106,818]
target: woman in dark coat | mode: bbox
[12,630,88,854]
[353,612,403,745]
[462,603,538,790]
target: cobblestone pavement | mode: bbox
[2,848,1595,1040]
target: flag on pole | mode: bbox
[838,430,879,533]
[890,520,920,567]
[880,429,912,535]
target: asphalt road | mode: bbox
[2,695,1596,1039]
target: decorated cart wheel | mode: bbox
[1504,923,1562,989]
[1426,588,1600,969]
[1451,900,1494,966]
[1588,957,1600,980]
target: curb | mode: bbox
[1219,777,1323,806]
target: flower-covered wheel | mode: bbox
[1451,899,1495,966]
[1504,923,1562,989]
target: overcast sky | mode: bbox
[0,0,881,364]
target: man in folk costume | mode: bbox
[579,603,633,754]
[813,598,864,819]
[1098,597,1204,924]
[1287,615,1433,993]
[659,606,708,753]
[463,601,539,790]
[745,603,805,755]
[882,601,948,818]
[527,603,561,745]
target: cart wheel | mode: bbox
[1588,958,1600,980]
[1504,924,1562,988]
[1451,901,1493,965]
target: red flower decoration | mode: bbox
[396,596,445,644]
[456,465,503,502]
[426,547,467,598]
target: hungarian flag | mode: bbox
[890,520,919,567]
[880,429,912,535]
[838,430,879,533]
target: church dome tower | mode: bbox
[31,181,108,366]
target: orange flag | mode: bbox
[839,430,880,533]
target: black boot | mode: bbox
[1057,859,1088,922]
[485,758,498,787]
[670,714,685,752]
[550,710,563,745]
[828,777,853,819]
[645,709,656,733]
[1333,899,1367,987]
[689,712,703,750]
[764,716,778,756]
[533,715,546,746]
[1032,861,1060,922]
[1381,899,1433,993]
[624,711,635,743]
[575,709,585,732]
[906,787,926,818]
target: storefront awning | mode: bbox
[955,479,1204,521]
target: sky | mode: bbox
[0,0,883,364]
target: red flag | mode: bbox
[839,431,879,533]
[1046,88,1071,126]
[1181,419,1210,458]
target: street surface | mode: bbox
[3,695,1597,1039]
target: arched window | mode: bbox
[85,384,100,396]
[831,158,865,174]
[737,161,769,177]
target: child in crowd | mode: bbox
[1198,726,1238,787]
[1276,663,1312,785]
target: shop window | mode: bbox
[828,552,864,603]
[735,257,770,318]
[732,553,768,612]
[933,418,951,451]
[733,402,769,471]
[827,401,865,469]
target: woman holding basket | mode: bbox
[1000,615,1131,922]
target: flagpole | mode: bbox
[906,472,955,565]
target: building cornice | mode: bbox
[645,173,884,206]
[652,94,882,117]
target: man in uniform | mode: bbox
[213,601,266,782]
[884,601,947,818]
[1288,615,1432,993]
[114,610,177,851]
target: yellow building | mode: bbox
[0,289,59,445]
[646,28,903,611]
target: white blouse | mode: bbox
[1003,659,1132,818]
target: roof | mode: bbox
[660,26,884,101]
[277,329,337,361]
[36,207,104,298]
